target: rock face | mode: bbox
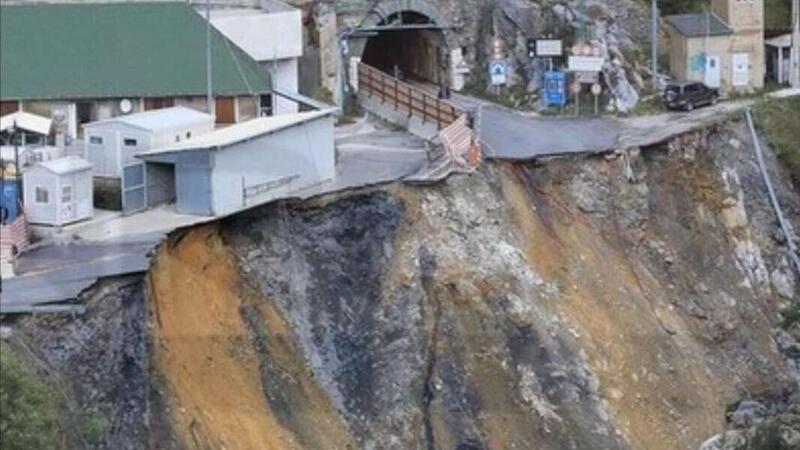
[286,0,650,112]
[4,118,799,449]
[7,277,158,450]
[164,117,796,449]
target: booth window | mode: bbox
[35,187,49,204]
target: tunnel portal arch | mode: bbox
[350,0,456,90]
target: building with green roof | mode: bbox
[0,2,272,135]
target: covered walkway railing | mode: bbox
[357,62,463,130]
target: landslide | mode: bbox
[146,116,798,449]
[4,115,798,450]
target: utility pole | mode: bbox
[651,0,659,90]
[792,0,800,87]
[205,0,213,113]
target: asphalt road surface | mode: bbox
[1,240,155,312]
[477,106,621,158]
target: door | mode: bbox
[732,53,750,87]
[122,162,147,215]
[705,55,721,88]
[215,97,236,124]
[176,164,212,215]
[61,183,75,222]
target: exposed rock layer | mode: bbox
[5,117,799,449]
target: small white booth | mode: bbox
[84,107,215,178]
[23,156,93,226]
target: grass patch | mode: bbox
[0,341,59,450]
[781,302,800,330]
[629,94,667,116]
[461,73,538,111]
[752,96,800,184]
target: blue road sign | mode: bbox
[544,71,566,107]
[490,60,507,85]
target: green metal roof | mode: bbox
[0,2,271,101]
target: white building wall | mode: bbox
[209,7,302,61]
[149,121,215,148]
[85,126,121,177]
[86,118,213,177]
[209,115,335,216]
[23,168,58,225]
[268,58,300,114]
[120,132,152,170]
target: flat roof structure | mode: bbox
[37,156,93,175]
[85,107,214,133]
[665,13,734,38]
[138,110,335,156]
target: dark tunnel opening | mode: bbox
[360,11,448,87]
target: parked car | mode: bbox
[663,82,719,111]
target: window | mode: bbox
[61,185,72,203]
[175,135,181,142]
[123,138,138,147]
[35,187,49,204]
[186,131,191,139]
[89,136,103,145]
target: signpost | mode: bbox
[571,81,582,116]
[591,83,602,115]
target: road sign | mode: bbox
[527,39,536,58]
[536,39,563,57]
[568,56,605,72]
[490,60,507,86]
[544,71,567,107]
[575,71,599,84]
[570,81,582,94]
[591,83,602,96]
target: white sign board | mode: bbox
[575,71,599,84]
[732,53,750,87]
[490,60,507,85]
[536,40,563,57]
[568,56,605,72]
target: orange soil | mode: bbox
[148,225,354,450]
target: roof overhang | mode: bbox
[766,33,793,48]
[0,111,52,135]
[137,109,336,160]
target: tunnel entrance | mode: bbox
[360,11,448,90]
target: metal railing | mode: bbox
[357,63,462,130]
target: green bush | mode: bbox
[0,342,59,450]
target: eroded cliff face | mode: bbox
[144,117,798,450]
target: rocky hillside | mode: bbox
[483,0,650,111]
[4,114,799,449]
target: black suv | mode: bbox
[663,82,719,111]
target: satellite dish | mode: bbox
[119,99,133,114]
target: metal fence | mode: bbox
[357,63,463,130]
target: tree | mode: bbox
[657,0,710,15]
